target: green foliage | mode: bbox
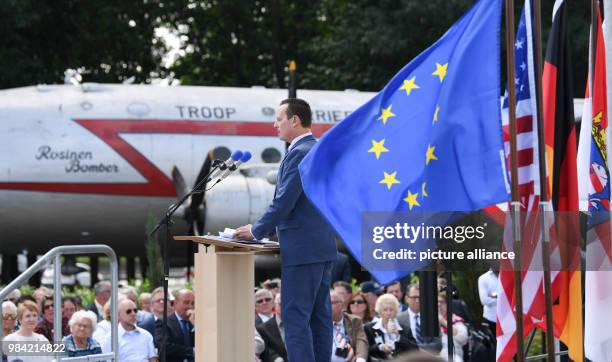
[18,284,35,297]
[145,211,164,288]
[137,278,153,294]
[63,285,95,306]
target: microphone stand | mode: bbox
[149,159,223,362]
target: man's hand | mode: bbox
[233,224,255,240]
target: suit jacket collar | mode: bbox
[288,132,313,151]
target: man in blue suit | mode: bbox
[234,98,338,362]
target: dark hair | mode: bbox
[332,280,352,294]
[280,98,312,128]
[390,351,445,362]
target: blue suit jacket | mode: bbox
[252,134,337,266]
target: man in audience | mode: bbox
[88,281,111,321]
[361,281,382,318]
[385,281,408,312]
[333,281,352,312]
[101,298,157,361]
[255,289,275,326]
[397,284,441,353]
[257,293,288,362]
[139,292,152,313]
[330,290,368,362]
[154,289,195,362]
[478,264,499,337]
[262,278,281,298]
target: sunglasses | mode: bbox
[350,300,365,305]
[124,308,138,315]
[256,298,272,304]
[44,304,53,310]
[2,315,16,321]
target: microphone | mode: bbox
[212,151,252,185]
[206,150,243,182]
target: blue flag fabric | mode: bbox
[299,0,509,284]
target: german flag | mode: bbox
[542,0,582,361]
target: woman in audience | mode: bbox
[2,301,17,337]
[349,291,373,323]
[364,294,418,360]
[62,297,77,321]
[63,310,102,357]
[437,291,468,362]
[3,300,52,362]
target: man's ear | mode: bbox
[291,115,301,128]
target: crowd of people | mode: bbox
[1,281,194,362]
[254,271,498,362]
[0,266,498,362]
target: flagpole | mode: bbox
[504,0,526,360]
[531,0,556,360]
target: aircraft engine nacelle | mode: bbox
[203,170,276,234]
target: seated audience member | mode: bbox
[361,281,383,319]
[140,286,172,338]
[154,289,194,362]
[437,291,468,362]
[330,290,368,362]
[88,281,111,321]
[32,287,52,307]
[2,301,17,337]
[385,281,408,312]
[4,300,52,362]
[364,294,418,360]
[397,284,441,354]
[333,280,352,312]
[5,289,21,304]
[92,300,111,343]
[262,278,281,297]
[63,310,102,357]
[35,296,69,340]
[349,291,373,324]
[101,299,157,362]
[139,292,152,313]
[254,289,275,326]
[257,293,288,362]
[63,296,77,321]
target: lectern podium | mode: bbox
[174,235,280,362]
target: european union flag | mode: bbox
[299,0,509,283]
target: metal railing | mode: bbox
[0,245,118,361]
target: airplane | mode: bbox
[0,83,376,281]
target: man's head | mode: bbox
[174,289,194,320]
[406,283,420,314]
[139,292,152,312]
[385,281,404,304]
[94,281,112,305]
[119,285,138,304]
[275,98,312,143]
[117,299,137,329]
[330,290,344,322]
[333,281,352,311]
[254,289,274,316]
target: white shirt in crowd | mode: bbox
[92,319,111,344]
[330,317,366,362]
[257,313,272,324]
[101,323,157,362]
[478,269,499,323]
[3,332,53,362]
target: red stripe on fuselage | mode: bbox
[0,119,333,196]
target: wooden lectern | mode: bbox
[174,235,280,362]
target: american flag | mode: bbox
[495,2,563,360]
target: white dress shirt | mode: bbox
[478,270,499,323]
[101,324,157,362]
[288,132,313,151]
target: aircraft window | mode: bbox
[262,148,282,163]
[213,147,231,161]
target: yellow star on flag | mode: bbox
[403,190,420,210]
[422,182,428,197]
[378,105,396,125]
[426,145,438,165]
[432,62,448,82]
[399,76,420,96]
[379,171,400,190]
[368,139,390,159]
[433,105,440,124]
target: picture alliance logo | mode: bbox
[371,222,488,244]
